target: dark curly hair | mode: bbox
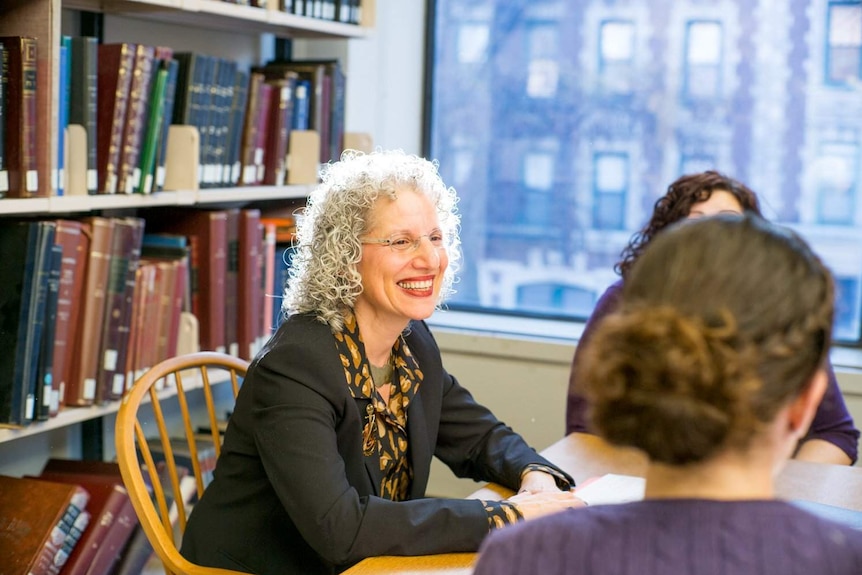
[615,171,762,279]
[581,215,834,465]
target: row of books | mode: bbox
[1,458,199,575]
[282,0,365,25]
[0,209,297,427]
[0,34,346,198]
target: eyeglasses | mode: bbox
[362,230,448,252]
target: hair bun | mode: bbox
[580,306,759,464]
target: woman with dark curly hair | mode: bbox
[180,150,585,575]
[565,171,859,465]
[478,214,862,575]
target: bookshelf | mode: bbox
[0,368,228,444]
[0,0,374,468]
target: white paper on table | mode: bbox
[574,473,646,506]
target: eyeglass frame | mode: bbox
[361,230,449,252]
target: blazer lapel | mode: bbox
[407,392,431,499]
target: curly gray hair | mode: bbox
[283,149,462,331]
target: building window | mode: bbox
[826,1,862,84]
[526,23,560,98]
[683,20,723,100]
[816,142,859,225]
[592,153,629,230]
[457,23,491,64]
[599,19,635,94]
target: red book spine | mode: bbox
[117,44,155,194]
[50,220,89,415]
[238,73,264,185]
[251,83,273,185]
[97,218,145,402]
[65,218,115,406]
[97,43,136,194]
[0,36,39,197]
[262,77,294,186]
[261,221,277,339]
[165,256,188,359]
[238,209,262,360]
[224,209,240,356]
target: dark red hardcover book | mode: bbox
[224,209,239,357]
[166,256,188,360]
[0,475,90,575]
[0,36,39,198]
[237,72,264,185]
[51,220,89,413]
[122,264,143,388]
[36,468,138,575]
[96,217,145,402]
[261,75,296,186]
[238,209,263,360]
[149,258,177,367]
[251,82,273,185]
[65,217,115,406]
[117,44,155,194]
[96,43,135,194]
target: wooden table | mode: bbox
[342,432,862,574]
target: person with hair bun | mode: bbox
[180,150,584,575]
[475,214,862,575]
[566,171,859,464]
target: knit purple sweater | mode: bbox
[566,279,860,462]
[474,499,862,575]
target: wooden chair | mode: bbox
[115,352,250,575]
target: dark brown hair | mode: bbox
[616,171,762,279]
[581,215,834,465]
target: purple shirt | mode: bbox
[474,499,862,575]
[566,280,860,462]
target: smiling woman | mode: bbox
[178,149,586,575]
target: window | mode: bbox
[816,142,859,225]
[683,20,723,100]
[526,23,560,98]
[599,20,635,93]
[592,152,629,230]
[826,1,862,84]
[427,0,862,343]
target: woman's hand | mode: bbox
[506,490,587,521]
[517,469,563,494]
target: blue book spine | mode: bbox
[22,223,56,423]
[36,244,62,420]
[57,39,70,196]
[291,79,311,131]
[142,233,187,248]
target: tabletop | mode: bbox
[342,432,862,574]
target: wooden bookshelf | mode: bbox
[63,0,375,39]
[0,185,313,216]
[0,369,232,444]
[0,0,373,450]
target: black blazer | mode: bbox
[181,313,571,574]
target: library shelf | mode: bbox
[62,0,375,39]
[0,185,314,216]
[0,370,233,445]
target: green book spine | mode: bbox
[136,64,168,194]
